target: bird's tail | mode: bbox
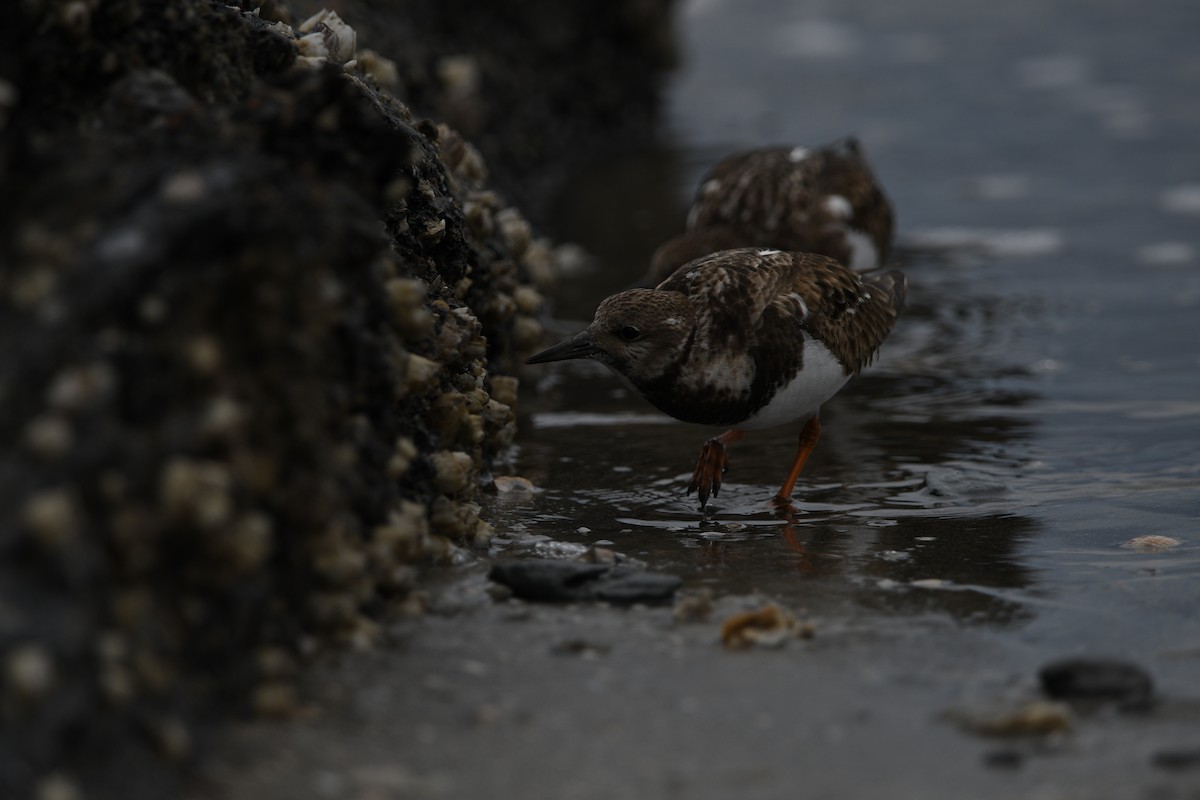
[866,269,908,312]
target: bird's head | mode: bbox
[526,289,695,386]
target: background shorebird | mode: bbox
[528,247,907,509]
[643,138,894,287]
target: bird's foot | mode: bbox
[770,492,796,511]
[688,438,731,508]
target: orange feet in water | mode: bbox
[687,416,823,509]
[772,416,822,504]
[687,429,745,508]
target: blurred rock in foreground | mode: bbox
[0,0,674,797]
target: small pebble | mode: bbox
[488,559,680,605]
[673,588,715,623]
[1120,535,1181,552]
[1152,749,1200,771]
[552,639,611,658]
[982,748,1025,769]
[910,578,948,589]
[576,546,617,565]
[1039,657,1154,710]
[955,700,1073,737]
[493,475,536,493]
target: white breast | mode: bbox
[844,228,880,270]
[738,338,850,430]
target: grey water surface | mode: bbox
[516,0,1200,653]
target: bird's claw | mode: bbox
[687,438,731,509]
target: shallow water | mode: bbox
[493,0,1200,669]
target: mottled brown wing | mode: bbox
[785,252,907,373]
[658,249,785,356]
[813,144,895,263]
[653,249,808,424]
[686,144,893,268]
[688,147,820,239]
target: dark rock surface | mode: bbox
[286,0,679,224]
[0,1,674,797]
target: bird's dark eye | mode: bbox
[617,325,641,342]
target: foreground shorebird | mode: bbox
[645,138,894,286]
[528,248,907,508]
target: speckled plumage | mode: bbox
[528,248,907,507]
[646,139,894,285]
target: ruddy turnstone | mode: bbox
[645,138,894,285]
[528,248,907,508]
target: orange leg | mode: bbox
[688,429,745,508]
[772,416,822,505]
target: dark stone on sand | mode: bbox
[1038,658,1155,710]
[1151,749,1200,771]
[489,560,682,605]
[592,571,684,604]
[982,749,1025,769]
[489,561,610,602]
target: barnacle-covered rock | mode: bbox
[0,0,674,794]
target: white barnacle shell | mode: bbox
[159,458,233,529]
[430,450,474,495]
[22,488,79,550]
[495,207,532,257]
[5,644,56,701]
[437,55,480,97]
[296,10,357,66]
[404,353,441,392]
[357,49,400,91]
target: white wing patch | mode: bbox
[823,194,853,219]
[787,291,809,319]
[688,350,755,395]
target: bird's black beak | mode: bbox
[526,331,599,364]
